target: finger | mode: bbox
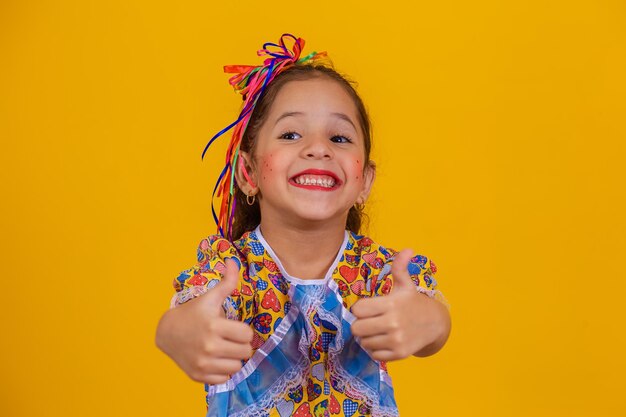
[390,249,415,292]
[351,297,389,319]
[213,339,253,360]
[359,334,394,352]
[205,257,241,304]
[218,321,254,344]
[198,373,231,385]
[352,315,398,338]
[368,349,402,362]
[204,358,245,375]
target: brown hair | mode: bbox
[231,64,373,240]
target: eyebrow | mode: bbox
[274,111,304,125]
[274,111,358,131]
[331,112,357,131]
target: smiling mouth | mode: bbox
[290,170,342,190]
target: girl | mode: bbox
[156,34,451,417]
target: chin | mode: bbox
[293,207,350,225]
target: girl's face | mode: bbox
[242,77,375,228]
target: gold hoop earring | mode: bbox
[246,194,256,206]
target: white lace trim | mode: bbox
[170,285,239,319]
[316,286,399,417]
[416,287,450,309]
[170,286,208,308]
[227,357,309,417]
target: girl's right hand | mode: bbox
[155,259,254,384]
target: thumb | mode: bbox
[203,258,240,311]
[390,249,415,293]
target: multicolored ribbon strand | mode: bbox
[201,34,328,239]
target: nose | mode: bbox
[302,135,333,160]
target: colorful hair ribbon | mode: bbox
[201,34,328,239]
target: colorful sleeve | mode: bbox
[170,235,243,320]
[407,254,449,307]
[375,252,449,308]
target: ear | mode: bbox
[234,152,259,196]
[356,160,376,204]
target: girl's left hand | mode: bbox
[351,249,451,362]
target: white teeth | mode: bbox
[294,175,336,188]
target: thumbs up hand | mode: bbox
[351,249,451,362]
[156,259,254,384]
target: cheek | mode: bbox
[259,154,276,182]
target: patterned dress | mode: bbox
[172,227,442,417]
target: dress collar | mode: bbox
[253,226,349,285]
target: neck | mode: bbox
[259,216,347,280]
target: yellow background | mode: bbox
[1,1,625,416]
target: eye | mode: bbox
[279,131,301,140]
[330,134,352,144]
